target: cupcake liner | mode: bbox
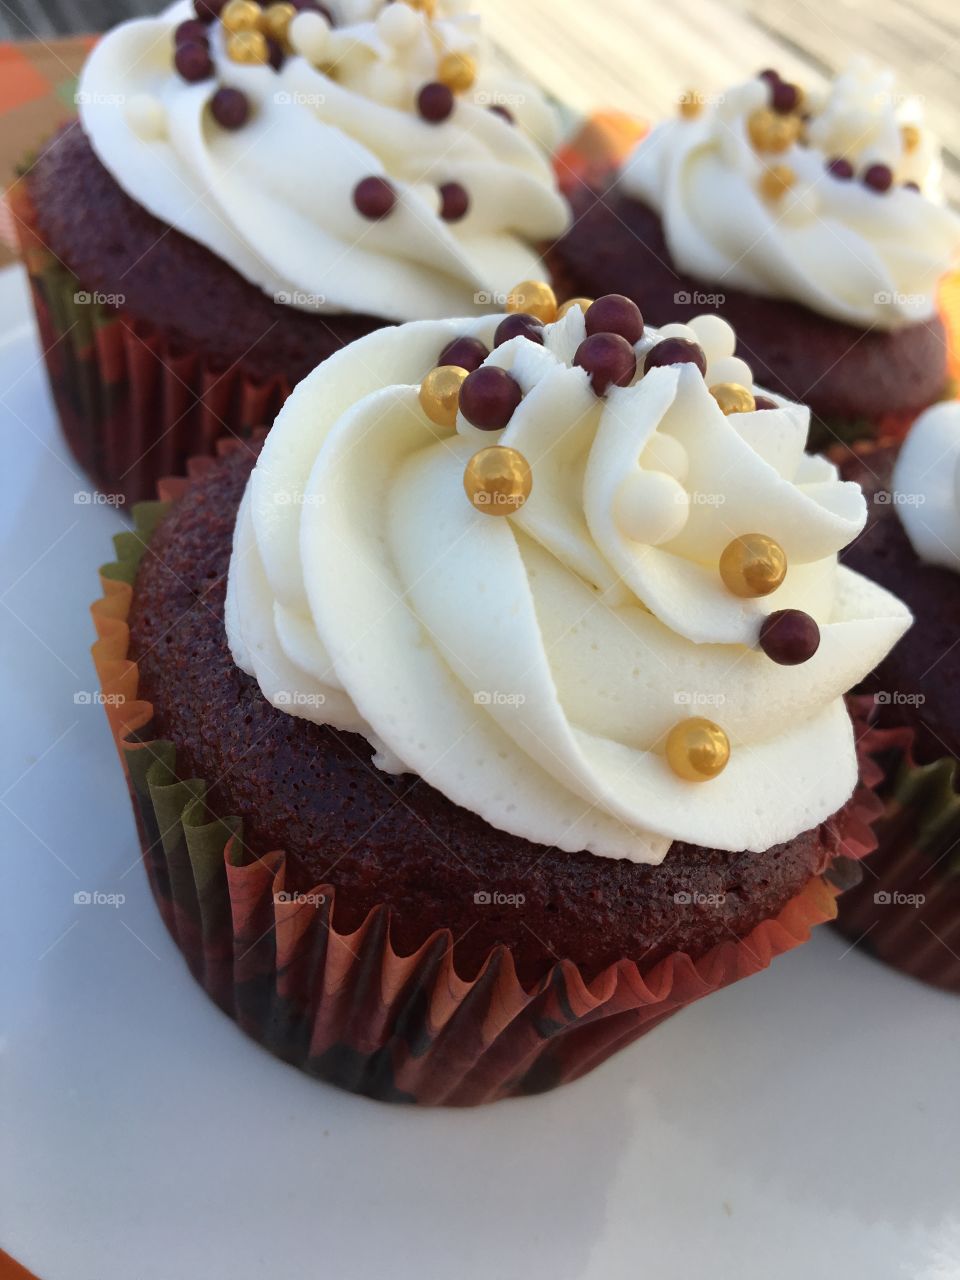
[11,180,290,508]
[88,456,884,1105]
[835,717,960,993]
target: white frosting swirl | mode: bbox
[622,59,960,330]
[893,401,960,571]
[78,0,568,320]
[225,308,911,862]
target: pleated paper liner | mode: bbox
[87,447,887,1105]
[835,717,960,994]
[11,180,290,509]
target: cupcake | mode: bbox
[92,292,909,1104]
[834,402,960,992]
[13,0,568,506]
[548,59,960,449]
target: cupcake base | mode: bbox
[88,448,885,1105]
[548,184,951,445]
[13,128,389,506]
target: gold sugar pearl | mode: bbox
[438,52,477,93]
[464,446,532,517]
[710,382,756,415]
[747,107,801,154]
[557,297,594,319]
[260,1,296,45]
[666,717,730,782]
[227,28,270,63]
[506,279,558,324]
[221,0,262,34]
[407,0,437,12]
[419,365,468,427]
[901,123,921,154]
[678,91,703,120]
[719,533,787,598]
[758,164,796,201]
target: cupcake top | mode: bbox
[78,0,569,321]
[622,58,960,330]
[225,288,911,863]
[892,401,960,572]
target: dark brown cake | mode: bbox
[838,442,960,762]
[127,445,852,988]
[26,126,389,385]
[549,185,949,429]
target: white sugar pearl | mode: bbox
[639,433,689,483]
[656,322,697,342]
[709,355,753,388]
[688,313,736,362]
[125,93,166,142]
[615,469,689,545]
[290,11,331,63]
[377,2,421,46]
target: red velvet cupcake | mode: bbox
[92,295,909,1103]
[14,0,568,505]
[549,61,960,450]
[835,403,960,992]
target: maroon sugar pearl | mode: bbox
[489,105,515,125]
[175,41,213,83]
[770,80,799,114]
[585,294,644,345]
[194,0,226,20]
[176,19,208,44]
[643,337,707,377]
[438,336,489,372]
[494,313,544,348]
[354,176,396,219]
[753,394,778,410]
[758,609,821,665]
[439,182,469,222]
[418,82,455,124]
[758,68,781,87]
[574,333,637,396]
[267,37,286,71]
[863,163,894,193]
[460,366,523,430]
[826,156,854,180]
[211,86,249,130]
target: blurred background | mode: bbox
[1,0,956,198]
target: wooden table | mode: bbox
[1,0,957,202]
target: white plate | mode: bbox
[1,262,958,1280]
